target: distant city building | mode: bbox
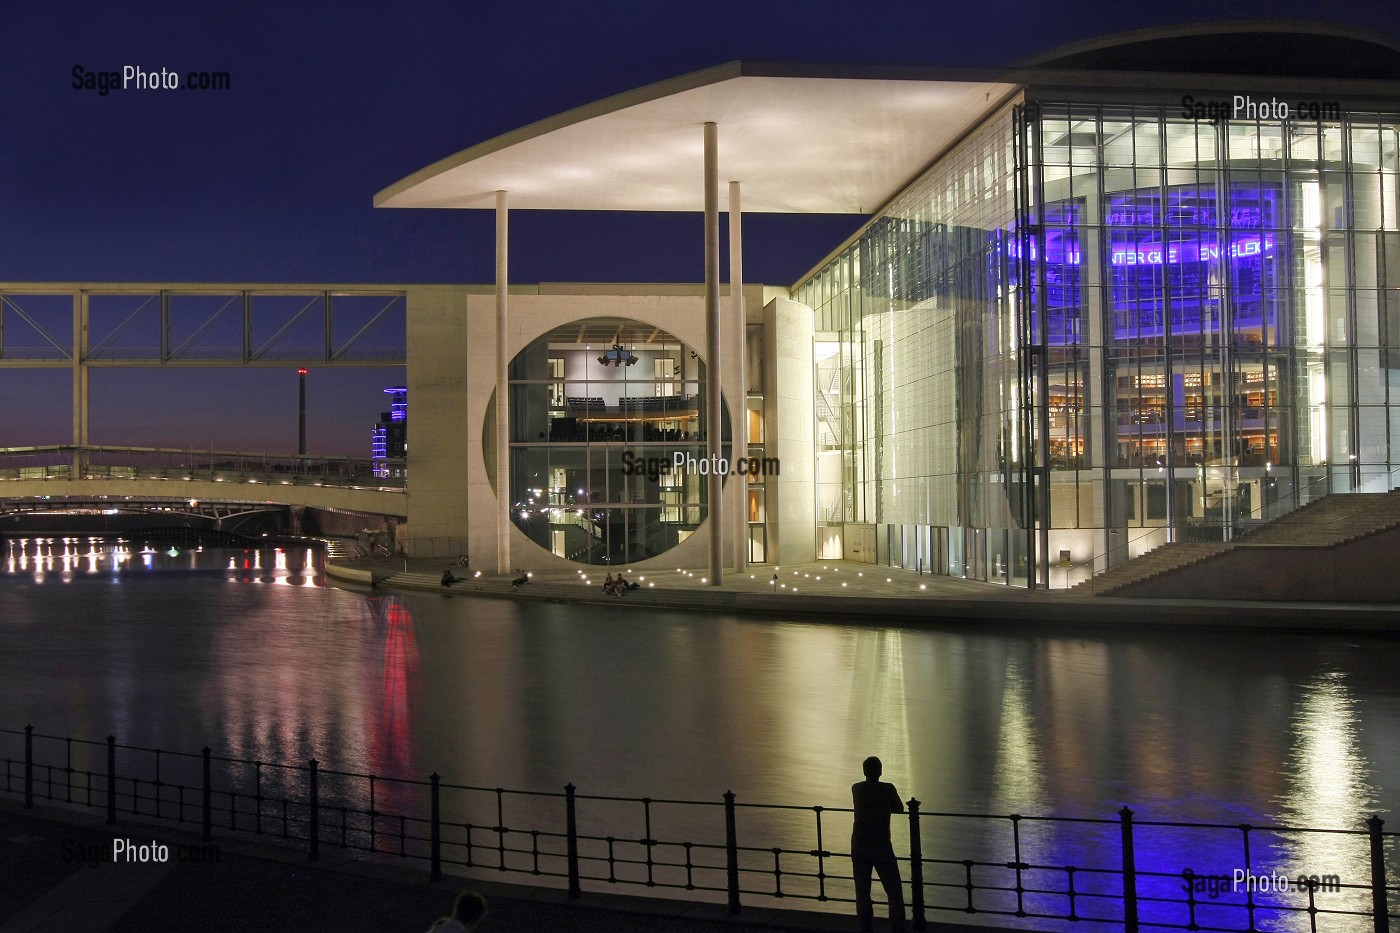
[372,386,407,479]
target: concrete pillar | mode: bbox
[763,298,816,566]
[496,190,511,574]
[729,180,746,573]
[704,123,722,585]
[72,291,88,477]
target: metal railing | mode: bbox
[2,727,1395,932]
[0,445,405,491]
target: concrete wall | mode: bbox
[764,297,816,566]
[404,286,474,553]
[1112,527,1400,602]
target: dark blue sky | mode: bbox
[2,0,1397,454]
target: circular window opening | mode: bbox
[483,317,731,565]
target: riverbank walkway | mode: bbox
[329,557,1400,633]
[0,799,983,933]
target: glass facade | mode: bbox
[497,317,730,566]
[795,95,1400,587]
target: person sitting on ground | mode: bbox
[616,573,638,591]
[427,889,487,932]
[603,573,616,595]
[511,568,530,586]
[441,569,456,588]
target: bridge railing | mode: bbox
[2,726,1395,933]
[0,446,405,490]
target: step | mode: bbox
[1083,490,1400,595]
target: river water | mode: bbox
[2,536,1397,930]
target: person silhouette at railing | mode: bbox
[851,755,906,933]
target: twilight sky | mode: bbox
[2,0,1398,455]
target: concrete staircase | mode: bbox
[1237,490,1400,546]
[1074,489,1400,596]
[318,537,354,560]
[378,570,487,593]
[1070,541,1233,595]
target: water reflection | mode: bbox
[991,658,1046,813]
[1270,673,1377,929]
[3,535,323,586]
[1,561,1397,928]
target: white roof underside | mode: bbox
[375,62,1019,214]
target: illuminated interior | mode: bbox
[502,317,731,566]
[797,105,1400,586]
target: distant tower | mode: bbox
[298,368,308,455]
[372,386,408,479]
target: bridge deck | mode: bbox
[0,478,404,517]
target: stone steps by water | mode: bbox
[1075,489,1400,596]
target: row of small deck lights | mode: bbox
[552,565,932,593]
[573,568,655,587]
[670,564,929,593]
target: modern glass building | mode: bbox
[378,24,1400,586]
[792,31,1400,587]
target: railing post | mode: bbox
[565,783,581,899]
[106,735,117,824]
[424,772,440,881]
[308,759,319,861]
[1120,806,1139,933]
[724,790,741,914]
[1368,815,1390,933]
[23,725,33,809]
[908,798,926,930]
[201,747,212,842]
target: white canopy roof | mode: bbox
[374,61,1020,215]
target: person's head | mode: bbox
[862,756,883,780]
[451,890,488,927]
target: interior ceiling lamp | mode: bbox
[597,344,639,367]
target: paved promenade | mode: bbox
[1,799,982,933]
[330,557,1400,633]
